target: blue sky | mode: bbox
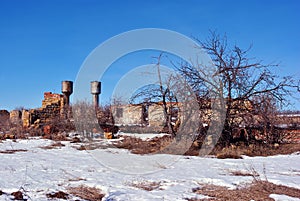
[0,0,299,111]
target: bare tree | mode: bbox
[178,31,298,144]
[130,78,179,136]
[72,101,100,139]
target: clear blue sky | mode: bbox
[0,0,299,111]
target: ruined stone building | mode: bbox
[1,79,299,143]
[13,92,67,128]
[112,102,180,130]
[8,81,73,128]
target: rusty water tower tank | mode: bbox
[61,81,73,106]
[90,81,101,108]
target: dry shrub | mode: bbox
[28,127,43,137]
[129,181,162,191]
[46,191,69,199]
[191,180,300,201]
[40,142,65,149]
[68,185,105,201]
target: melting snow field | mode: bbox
[0,138,299,201]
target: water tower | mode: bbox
[91,81,101,108]
[61,81,73,106]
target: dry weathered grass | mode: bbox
[67,177,86,182]
[113,134,300,157]
[114,135,173,155]
[212,143,300,158]
[216,152,243,159]
[74,141,114,151]
[228,170,259,177]
[46,191,69,199]
[189,181,300,201]
[185,142,300,158]
[40,142,65,149]
[129,180,162,191]
[67,185,105,201]
[0,149,27,154]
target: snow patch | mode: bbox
[269,194,300,201]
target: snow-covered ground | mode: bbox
[0,138,299,201]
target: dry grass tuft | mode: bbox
[228,170,259,177]
[67,177,86,182]
[68,185,105,201]
[40,142,65,149]
[46,191,69,199]
[129,180,162,191]
[190,180,300,201]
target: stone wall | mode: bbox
[20,92,66,127]
[148,104,165,128]
[42,92,64,109]
[112,102,180,131]
[10,110,21,124]
[112,104,144,126]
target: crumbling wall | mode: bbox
[10,110,21,125]
[113,102,181,132]
[21,110,30,127]
[21,92,66,128]
[42,92,65,109]
[112,105,143,126]
[148,104,165,128]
